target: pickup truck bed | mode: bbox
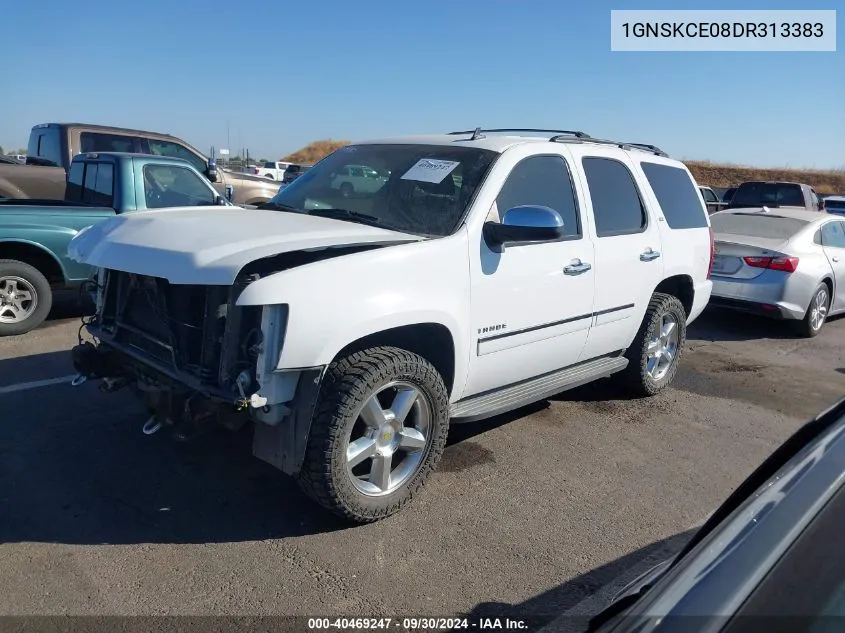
[0,151,233,336]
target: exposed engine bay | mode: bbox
[71,268,266,440]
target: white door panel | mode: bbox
[466,238,595,396]
[463,149,596,398]
[568,147,664,360]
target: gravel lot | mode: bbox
[1,299,843,626]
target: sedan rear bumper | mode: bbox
[711,271,809,320]
[708,295,790,319]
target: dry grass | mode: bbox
[281,140,350,165]
[280,141,845,194]
[685,161,845,194]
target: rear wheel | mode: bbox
[339,182,354,197]
[297,346,450,523]
[796,283,829,338]
[0,259,53,336]
[617,293,687,397]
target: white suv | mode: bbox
[68,128,714,523]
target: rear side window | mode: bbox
[27,127,62,167]
[641,162,708,229]
[496,155,581,238]
[81,163,115,207]
[582,157,646,237]
[821,221,845,248]
[264,162,276,168]
[65,161,85,202]
[80,132,136,154]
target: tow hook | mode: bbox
[142,415,163,435]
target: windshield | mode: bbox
[710,212,809,239]
[730,182,805,208]
[263,143,498,236]
[825,199,845,214]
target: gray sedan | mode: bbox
[707,207,845,336]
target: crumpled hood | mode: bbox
[67,206,422,285]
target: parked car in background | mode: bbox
[67,128,713,523]
[0,123,278,206]
[708,207,845,337]
[587,392,845,633]
[726,181,825,212]
[721,186,737,203]
[282,163,312,184]
[330,164,389,196]
[0,155,23,165]
[0,152,233,336]
[254,161,293,180]
[698,186,727,214]
[822,195,845,216]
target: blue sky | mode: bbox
[2,0,842,168]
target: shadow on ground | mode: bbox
[46,289,93,322]
[0,350,557,546]
[466,528,697,631]
[688,306,844,343]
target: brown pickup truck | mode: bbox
[0,123,278,206]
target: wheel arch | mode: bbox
[653,274,694,318]
[0,240,67,285]
[330,323,457,396]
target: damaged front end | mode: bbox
[71,268,322,475]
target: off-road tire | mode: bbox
[296,346,450,523]
[0,259,53,337]
[795,282,829,338]
[617,292,687,397]
[339,182,354,197]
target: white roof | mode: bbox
[352,133,551,153]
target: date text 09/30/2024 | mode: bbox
[308,617,529,630]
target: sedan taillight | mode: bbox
[743,256,799,273]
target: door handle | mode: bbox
[564,261,592,275]
[833,256,840,262]
[640,249,661,262]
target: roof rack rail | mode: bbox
[549,135,669,157]
[449,128,591,139]
[620,142,668,157]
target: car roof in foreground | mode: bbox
[351,133,551,153]
[591,394,845,632]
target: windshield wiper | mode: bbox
[307,208,382,227]
[258,201,302,213]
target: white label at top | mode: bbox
[400,159,460,184]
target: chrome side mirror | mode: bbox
[483,205,566,247]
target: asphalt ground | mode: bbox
[1,296,843,629]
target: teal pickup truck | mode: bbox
[0,151,234,336]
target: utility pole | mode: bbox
[226,120,231,168]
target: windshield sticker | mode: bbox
[400,159,460,184]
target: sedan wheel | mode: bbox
[798,284,830,338]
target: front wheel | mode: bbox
[796,283,829,338]
[297,346,450,523]
[617,293,687,397]
[0,259,53,337]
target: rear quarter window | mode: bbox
[641,162,708,229]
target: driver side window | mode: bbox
[143,164,216,209]
[495,155,581,239]
[146,139,208,175]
